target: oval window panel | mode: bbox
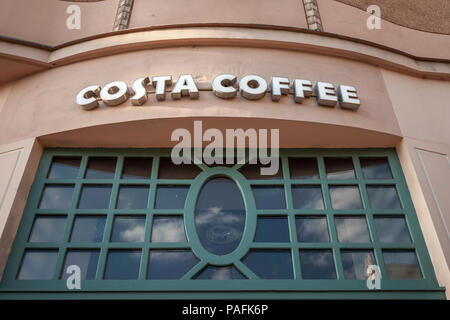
[195,177,246,255]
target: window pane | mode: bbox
[29,216,66,242]
[116,185,149,209]
[329,185,363,210]
[374,216,411,243]
[367,186,401,209]
[104,250,141,280]
[17,250,58,280]
[289,157,319,179]
[151,216,187,242]
[78,185,112,209]
[85,157,117,179]
[239,162,283,179]
[325,157,355,180]
[252,186,286,209]
[147,250,198,279]
[61,250,100,280]
[122,157,152,179]
[360,157,392,179]
[341,250,375,280]
[295,216,330,242]
[299,249,336,279]
[111,216,146,242]
[335,216,371,243]
[383,250,422,279]
[154,185,189,209]
[158,157,201,179]
[70,216,106,242]
[39,185,74,209]
[254,217,289,242]
[194,265,246,280]
[48,157,81,179]
[292,185,324,210]
[242,250,293,279]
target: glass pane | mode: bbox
[383,250,422,279]
[292,185,324,209]
[116,185,149,209]
[151,216,187,242]
[242,250,293,279]
[254,216,289,242]
[194,265,246,280]
[335,216,371,243]
[78,185,112,209]
[147,250,198,279]
[239,162,283,179]
[295,216,330,242]
[111,216,146,242]
[329,185,363,210]
[17,250,58,280]
[360,157,392,179]
[122,157,152,179]
[158,157,201,179]
[61,250,100,280]
[367,185,401,209]
[104,250,141,280]
[341,250,376,280]
[48,157,81,179]
[70,216,106,242]
[154,185,189,209]
[289,157,319,179]
[195,177,245,255]
[85,157,117,179]
[299,249,336,279]
[29,216,67,242]
[325,157,355,180]
[39,185,74,209]
[252,186,286,209]
[374,216,411,243]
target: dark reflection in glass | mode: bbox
[254,217,289,242]
[289,158,320,179]
[329,185,363,210]
[194,265,246,280]
[325,157,355,180]
[242,250,293,279]
[374,216,411,243]
[367,185,401,209]
[70,216,106,242]
[61,250,100,280]
[158,157,202,179]
[78,185,112,209]
[122,157,152,179]
[195,177,245,255]
[360,157,392,179]
[29,216,67,242]
[147,250,198,279]
[17,250,58,280]
[151,216,187,242]
[116,185,149,209]
[85,157,117,179]
[239,162,283,179]
[299,249,336,279]
[48,157,81,179]
[155,185,189,209]
[292,185,324,209]
[39,185,74,209]
[383,250,422,279]
[111,216,146,242]
[295,216,330,242]
[104,250,141,280]
[335,216,371,243]
[252,186,286,209]
[341,250,375,279]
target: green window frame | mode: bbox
[0,148,445,299]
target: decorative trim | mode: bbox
[113,0,134,31]
[303,0,323,31]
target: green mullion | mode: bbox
[252,210,290,215]
[147,243,191,249]
[155,179,196,185]
[234,260,258,280]
[181,260,207,280]
[250,243,293,248]
[247,180,285,185]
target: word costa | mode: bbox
[76,74,361,110]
